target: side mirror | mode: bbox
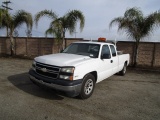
[101,54,111,59]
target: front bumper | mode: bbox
[29,69,82,95]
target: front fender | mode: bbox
[73,60,99,80]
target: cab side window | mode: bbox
[101,45,111,59]
[110,45,116,57]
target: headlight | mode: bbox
[61,67,74,73]
[32,60,36,70]
[59,67,74,80]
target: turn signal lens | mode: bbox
[32,61,36,71]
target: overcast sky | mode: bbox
[1,0,160,42]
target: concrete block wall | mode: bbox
[154,43,160,67]
[0,37,160,68]
[138,43,154,66]
[116,42,134,65]
[0,38,7,54]
[117,41,160,68]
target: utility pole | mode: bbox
[2,0,12,37]
[2,1,12,11]
[0,6,2,27]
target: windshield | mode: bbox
[62,43,100,58]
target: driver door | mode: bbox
[97,45,113,82]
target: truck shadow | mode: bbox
[8,72,65,100]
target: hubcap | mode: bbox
[84,79,93,95]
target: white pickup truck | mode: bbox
[29,40,130,99]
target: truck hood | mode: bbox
[35,53,93,67]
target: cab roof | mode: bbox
[73,41,115,46]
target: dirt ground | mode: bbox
[0,58,160,120]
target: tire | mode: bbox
[79,74,95,99]
[119,63,127,76]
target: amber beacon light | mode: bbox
[98,37,106,42]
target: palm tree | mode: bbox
[110,7,160,67]
[35,9,85,50]
[0,8,8,29]
[0,10,33,55]
[45,22,63,52]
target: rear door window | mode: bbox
[110,45,116,57]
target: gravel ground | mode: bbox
[0,58,160,120]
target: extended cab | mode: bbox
[29,40,129,99]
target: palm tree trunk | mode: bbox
[7,27,9,37]
[10,35,14,56]
[58,40,63,52]
[62,29,65,50]
[133,40,139,67]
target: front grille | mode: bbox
[35,62,60,79]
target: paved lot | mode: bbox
[0,58,160,120]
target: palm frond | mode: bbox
[45,26,62,46]
[13,10,33,30]
[109,17,123,28]
[45,27,55,37]
[140,10,160,38]
[109,7,160,41]
[34,9,57,27]
[65,10,85,34]
[124,7,143,19]
[50,18,63,29]
[0,8,11,29]
[45,23,62,38]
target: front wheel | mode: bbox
[79,74,95,99]
[119,63,127,76]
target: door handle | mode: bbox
[111,60,113,63]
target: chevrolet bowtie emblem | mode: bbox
[41,68,47,72]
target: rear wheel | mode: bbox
[119,63,127,76]
[79,74,95,99]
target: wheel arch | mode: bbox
[125,61,128,66]
[79,71,97,99]
[84,71,97,83]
